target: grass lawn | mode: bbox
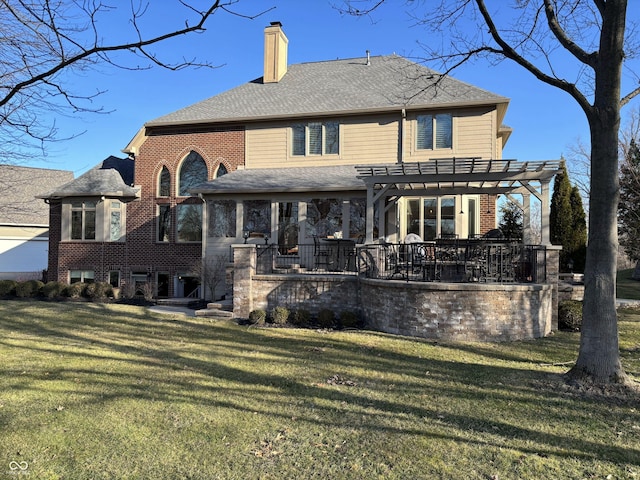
[618,268,640,300]
[1,301,639,479]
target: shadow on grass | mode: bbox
[1,301,639,468]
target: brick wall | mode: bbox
[48,127,245,296]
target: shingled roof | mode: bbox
[38,156,138,200]
[147,55,509,127]
[191,165,364,195]
[0,165,74,225]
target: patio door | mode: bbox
[278,202,298,254]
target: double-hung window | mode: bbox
[292,122,339,156]
[71,201,96,240]
[416,113,452,150]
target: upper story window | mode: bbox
[71,201,96,240]
[216,164,228,178]
[158,166,171,197]
[416,113,452,150]
[178,151,208,196]
[292,121,339,156]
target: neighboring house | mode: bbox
[0,165,73,280]
[42,22,559,300]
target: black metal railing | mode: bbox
[357,241,546,283]
[248,240,546,283]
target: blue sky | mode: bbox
[34,0,600,176]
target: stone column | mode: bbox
[545,245,562,330]
[232,244,256,319]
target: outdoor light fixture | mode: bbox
[243,230,250,244]
[264,233,270,244]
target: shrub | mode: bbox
[15,280,43,298]
[339,310,361,329]
[42,281,66,299]
[271,306,290,325]
[121,282,137,300]
[289,309,311,327]
[0,280,17,297]
[65,282,85,299]
[559,300,582,331]
[249,309,267,325]
[317,309,335,329]
[85,282,113,301]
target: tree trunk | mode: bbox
[567,0,629,385]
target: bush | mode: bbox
[559,300,582,331]
[317,309,335,329]
[65,282,85,299]
[0,280,17,297]
[289,309,311,327]
[339,310,361,329]
[85,282,113,301]
[249,309,267,325]
[271,306,290,325]
[15,280,43,298]
[42,281,66,299]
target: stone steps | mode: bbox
[195,298,234,318]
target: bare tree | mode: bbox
[0,0,269,165]
[342,0,639,386]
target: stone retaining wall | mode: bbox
[232,244,556,342]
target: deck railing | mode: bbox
[252,240,546,283]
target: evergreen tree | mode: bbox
[498,201,523,240]
[550,161,573,271]
[620,139,640,266]
[569,186,587,273]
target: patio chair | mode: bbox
[313,235,330,271]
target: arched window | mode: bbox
[178,151,208,196]
[158,166,171,197]
[216,164,228,178]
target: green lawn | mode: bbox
[618,268,640,300]
[1,301,639,479]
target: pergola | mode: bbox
[356,158,563,244]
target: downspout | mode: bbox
[398,108,406,164]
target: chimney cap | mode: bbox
[269,21,283,27]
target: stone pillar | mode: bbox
[545,245,562,330]
[232,244,256,319]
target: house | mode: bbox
[41,22,561,323]
[0,165,73,280]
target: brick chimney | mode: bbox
[263,22,288,83]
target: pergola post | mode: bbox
[365,184,375,243]
[540,180,551,245]
[522,193,531,244]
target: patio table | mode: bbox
[320,238,356,271]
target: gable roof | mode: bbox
[38,156,138,200]
[0,165,73,226]
[146,55,509,127]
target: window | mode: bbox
[243,200,271,235]
[71,201,96,240]
[109,271,120,288]
[306,198,342,238]
[208,200,236,237]
[416,113,452,150]
[216,164,228,178]
[177,204,202,242]
[110,201,122,241]
[157,205,171,242]
[158,166,171,197]
[292,122,339,156]
[70,270,94,284]
[178,151,208,196]
[404,196,459,240]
